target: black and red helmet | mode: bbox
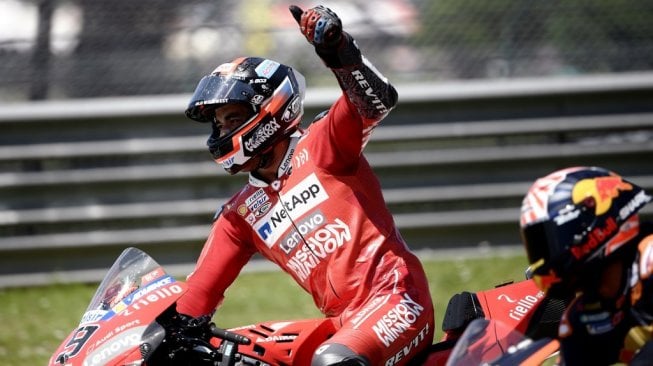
[185,57,306,174]
[520,167,651,293]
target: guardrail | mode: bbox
[1,72,653,287]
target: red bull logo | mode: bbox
[570,216,619,259]
[572,176,633,215]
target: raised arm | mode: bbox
[289,5,398,123]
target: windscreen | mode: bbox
[81,247,166,324]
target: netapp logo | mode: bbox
[255,173,329,246]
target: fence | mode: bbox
[1,72,653,287]
[2,0,653,102]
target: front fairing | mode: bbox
[49,247,187,366]
[445,318,559,366]
[475,279,546,334]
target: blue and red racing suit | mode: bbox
[177,59,435,365]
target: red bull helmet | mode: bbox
[520,167,651,293]
[185,57,306,174]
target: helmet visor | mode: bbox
[185,74,257,122]
[522,221,555,269]
[522,212,597,280]
[523,221,568,292]
[522,218,579,274]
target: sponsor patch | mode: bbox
[237,204,248,216]
[244,189,270,217]
[279,210,326,254]
[293,148,310,169]
[581,310,624,335]
[285,218,351,281]
[80,310,108,325]
[254,173,328,246]
[496,293,542,321]
[384,324,430,366]
[350,69,389,114]
[82,326,146,366]
[372,294,424,348]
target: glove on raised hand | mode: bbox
[289,4,362,68]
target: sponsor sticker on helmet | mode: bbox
[521,168,578,226]
[222,156,236,168]
[213,62,236,75]
[243,117,281,153]
[553,205,581,226]
[570,216,619,259]
[251,95,265,105]
[255,60,280,78]
[572,176,633,216]
[619,190,651,220]
[282,95,303,122]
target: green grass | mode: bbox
[0,254,528,366]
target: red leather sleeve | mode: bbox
[176,215,256,317]
[308,95,367,174]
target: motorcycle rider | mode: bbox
[520,166,653,365]
[176,5,435,366]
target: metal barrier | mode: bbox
[1,73,653,287]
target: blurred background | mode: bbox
[2,0,653,102]
[0,0,652,287]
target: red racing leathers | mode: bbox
[177,61,435,365]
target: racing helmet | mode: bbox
[185,57,306,174]
[520,167,651,293]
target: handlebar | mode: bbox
[210,323,251,345]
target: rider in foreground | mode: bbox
[520,166,653,365]
[176,5,434,365]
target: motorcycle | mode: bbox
[445,318,559,366]
[49,247,565,366]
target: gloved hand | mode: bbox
[168,312,213,341]
[145,311,216,364]
[289,4,361,68]
[289,5,343,49]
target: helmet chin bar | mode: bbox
[221,152,269,176]
[223,163,243,176]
